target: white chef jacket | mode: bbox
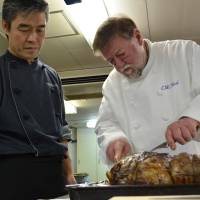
[95,39,200,165]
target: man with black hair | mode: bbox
[0,0,76,199]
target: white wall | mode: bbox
[76,127,108,182]
[67,128,77,173]
[0,35,7,54]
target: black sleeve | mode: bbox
[54,72,71,142]
[0,67,3,105]
[56,72,68,127]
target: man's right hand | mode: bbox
[106,138,132,162]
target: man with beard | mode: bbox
[93,16,200,165]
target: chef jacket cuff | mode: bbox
[61,125,72,142]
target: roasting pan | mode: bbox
[65,183,200,200]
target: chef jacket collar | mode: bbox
[5,50,38,65]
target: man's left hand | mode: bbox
[166,117,199,150]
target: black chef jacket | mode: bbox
[0,50,67,156]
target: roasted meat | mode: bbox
[192,154,200,183]
[170,153,193,184]
[106,152,200,185]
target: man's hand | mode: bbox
[106,138,132,162]
[166,117,199,150]
[61,140,77,184]
[63,156,77,184]
[66,173,77,184]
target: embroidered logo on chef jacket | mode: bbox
[160,80,179,91]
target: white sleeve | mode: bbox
[181,41,200,122]
[95,94,128,165]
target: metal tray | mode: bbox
[65,184,200,200]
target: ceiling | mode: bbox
[0,0,200,128]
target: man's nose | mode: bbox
[27,31,38,42]
[113,57,126,71]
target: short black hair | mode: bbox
[2,0,49,30]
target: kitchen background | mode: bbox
[0,0,200,183]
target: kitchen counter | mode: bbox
[109,195,200,200]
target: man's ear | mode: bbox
[2,20,9,34]
[132,28,143,45]
[2,20,10,39]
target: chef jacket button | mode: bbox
[50,88,55,93]
[162,116,169,121]
[55,113,60,117]
[13,88,21,95]
[41,65,45,70]
[23,114,30,120]
[130,101,135,106]
[133,123,140,129]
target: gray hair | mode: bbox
[93,16,137,55]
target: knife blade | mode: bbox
[150,141,168,152]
